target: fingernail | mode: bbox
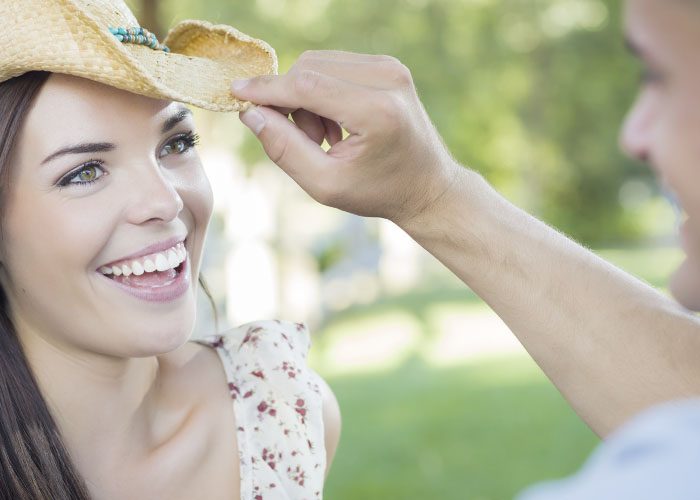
[240,107,265,135]
[231,79,250,93]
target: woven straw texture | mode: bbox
[0,0,278,112]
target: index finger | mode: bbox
[231,70,376,135]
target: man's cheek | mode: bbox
[670,257,700,311]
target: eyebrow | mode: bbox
[161,106,192,134]
[40,105,193,166]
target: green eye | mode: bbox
[163,140,185,155]
[58,162,106,188]
[160,132,200,158]
[77,166,99,182]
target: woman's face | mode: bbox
[1,73,213,357]
[621,0,700,309]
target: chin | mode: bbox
[125,307,196,356]
[670,258,700,312]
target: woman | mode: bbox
[0,1,340,499]
[232,0,700,497]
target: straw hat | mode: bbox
[0,0,278,112]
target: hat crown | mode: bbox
[0,0,140,42]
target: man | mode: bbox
[231,0,700,496]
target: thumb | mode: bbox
[239,105,333,188]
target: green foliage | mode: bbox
[313,240,348,273]
[157,0,653,244]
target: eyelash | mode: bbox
[57,131,201,188]
[640,67,664,86]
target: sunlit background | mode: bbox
[128,0,683,498]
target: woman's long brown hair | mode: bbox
[0,71,219,499]
[0,70,92,499]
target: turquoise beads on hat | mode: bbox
[108,26,170,53]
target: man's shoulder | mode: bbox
[517,398,700,500]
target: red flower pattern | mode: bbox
[193,320,326,499]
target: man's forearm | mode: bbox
[398,165,700,437]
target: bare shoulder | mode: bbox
[161,332,342,476]
[316,373,342,477]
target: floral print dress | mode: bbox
[193,319,326,500]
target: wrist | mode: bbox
[394,161,487,239]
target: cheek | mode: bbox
[177,162,213,229]
[3,193,115,282]
[174,163,213,270]
[670,258,700,312]
[185,165,213,223]
[0,190,118,336]
[656,99,700,206]
[661,94,700,309]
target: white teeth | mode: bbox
[143,258,156,273]
[154,253,169,272]
[132,261,144,276]
[167,249,179,268]
[100,242,186,276]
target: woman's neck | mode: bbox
[15,318,171,468]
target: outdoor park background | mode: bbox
[129,0,683,498]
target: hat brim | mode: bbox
[109,20,278,112]
[1,0,277,112]
[9,13,278,113]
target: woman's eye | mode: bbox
[58,162,106,188]
[160,132,200,158]
[56,132,200,189]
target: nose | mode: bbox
[125,164,184,225]
[619,91,656,164]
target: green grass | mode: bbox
[323,356,599,499]
[315,246,684,499]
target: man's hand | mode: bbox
[232,49,700,438]
[231,50,460,226]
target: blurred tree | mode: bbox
[126,0,163,39]
[153,0,653,245]
[141,0,163,38]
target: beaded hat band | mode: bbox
[0,0,277,113]
[109,26,170,52]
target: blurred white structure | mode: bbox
[378,219,423,294]
[193,116,432,337]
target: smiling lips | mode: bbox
[97,241,191,302]
[99,242,187,277]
